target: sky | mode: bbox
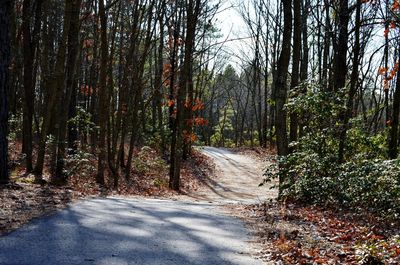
[212,0,251,71]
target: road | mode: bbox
[0,147,276,265]
[191,146,277,203]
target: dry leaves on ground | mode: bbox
[227,202,400,265]
[0,183,80,236]
[1,145,216,235]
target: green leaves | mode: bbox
[266,82,400,219]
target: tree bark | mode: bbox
[96,0,109,186]
[169,0,201,190]
[0,0,11,184]
[333,0,349,93]
[388,44,400,159]
[53,0,82,182]
[34,0,71,180]
[338,0,358,163]
[275,0,292,157]
[289,0,302,147]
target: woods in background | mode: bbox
[3,0,221,190]
[1,0,400,208]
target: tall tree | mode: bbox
[96,0,109,186]
[289,0,301,146]
[52,0,82,182]
[33,0,72,180]
[338,0,359,162]
[21,0,42,172]
[0,0,11,184]
[275,0,292,157]
[169,0,202,190]
[332,0,349,93]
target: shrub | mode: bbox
[265,85,400,218]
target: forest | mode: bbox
[0,0,400,264]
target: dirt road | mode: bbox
[0,147,276,265]
[190,146,277,203]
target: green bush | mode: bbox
[265,85,400,218]
[65,149,97,178]
[133,146,168,175]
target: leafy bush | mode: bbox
[64,149,97,178]
[133,146,168,175]
[265,85,400,218]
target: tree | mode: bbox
[169,0,203,191]
[21,0,43,172]
[96,0,109,186]
[275,0,292,157]
[0,0,11,184]
[289,0,301,146]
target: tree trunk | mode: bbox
[275,0,292,157]
[337,0,358,163]
[299,0,309,137]
[0,0,11,184]
[289,0,302,147]
[169,0,201,190]
[22,0,34,172]
[388,44,400,159]
[53,0,82,183]
[96,0,109,186]
[333,0,349,93]
[34,0,71,180]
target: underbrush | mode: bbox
[264,86,400,220]
[9,142,214,197]
[269,153,400,220]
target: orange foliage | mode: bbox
[166,99,175,107]
[80,85,94,96]
[384,27,390,37]
[82,39,94,49]
[163,63,172,76]
[393,0,400,10]
[383,79,390,91]
[183,130,197,143]
[378,67,388,75]
[192,99,205,111]
[193,117,208,126]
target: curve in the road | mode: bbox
[190,146,277,204]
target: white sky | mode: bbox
[213,0,251,72]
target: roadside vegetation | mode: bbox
[1,0,400,263]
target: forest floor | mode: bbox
[1,145,399,264]
[214,149,400,265]
[0,143,215,236]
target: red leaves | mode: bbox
[80,85,94,96]
[190,117,208,126]
[192,99,205,111]
[378,67,388,75]
[183,130,197,143]
[379,63,399,91]
[82,39,94,49]
[384,26,390,37]
[393,0,400,11]
[166,99,175,107]
[163,63,172,77]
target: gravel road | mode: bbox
[192,146,277,203]
[0,147,275,265]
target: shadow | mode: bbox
[189,147,275,202]
[0,197,261,265]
